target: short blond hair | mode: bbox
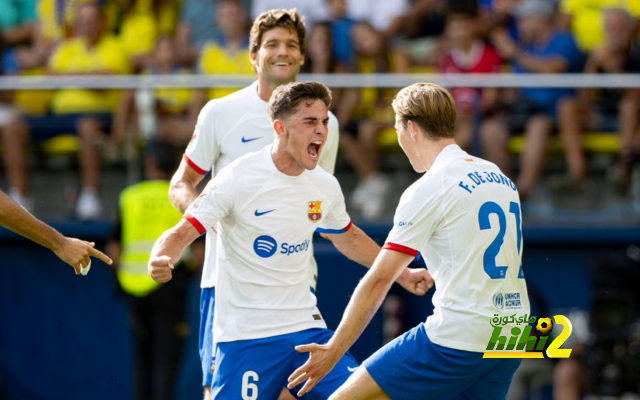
[392,83,457,140]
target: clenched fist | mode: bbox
[148,255,174,283]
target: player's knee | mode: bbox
[203,385,212,400]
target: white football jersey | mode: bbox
[383,145,530,352]
[184,81,339,288]
[184,147,352,343]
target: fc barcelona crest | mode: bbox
[308,201,322,223]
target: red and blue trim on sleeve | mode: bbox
[316,220,353,234]
[183,154,209,176]
[184,214,206,235]
[383,242,419,258]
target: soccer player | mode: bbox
[167,9,340,398]
[0,189,112,273]
[149,81,432,399]
[289,83,531,400]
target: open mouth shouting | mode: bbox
[307,140,323,161]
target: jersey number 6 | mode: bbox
[478,201,525,280]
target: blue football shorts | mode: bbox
[199,287,216,387]
[212,328,359,399]
[364,323,521,400]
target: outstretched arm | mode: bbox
[148,218,201,282]
[288,249,431,396]
[324,225,432,295]
[0,190,112,273]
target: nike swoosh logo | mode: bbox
[241,136,262,143]
[347,366,358,373]
[254,209,276,216]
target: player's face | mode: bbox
[251,27,305,85]
[395,114,424,173]
[282,99,329,171]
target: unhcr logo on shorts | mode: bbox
[254,235,278,258]
[493,293,504,310]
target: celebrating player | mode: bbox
[0,189,112,273]
[149,81,431,399]
[289,83,531,400]
[167,9,339,398]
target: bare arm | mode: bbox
[2,23,34,45]
[169,159,206,213]
[288,249,432,396]
[515,53,569,74]
[324,226,433,295]
[148,219,201,282]
[0,190,112,272]
[492,29,569,73]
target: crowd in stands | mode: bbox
[1,0,640,221]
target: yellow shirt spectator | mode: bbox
[48,34,131,114]
[118,0,178,60]
[198,37,254,100]
[39,0,120,43]
[561,0,640,51]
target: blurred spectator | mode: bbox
[325,0,355,68]
[0,33,32,210]
[478,0,521,38]
[559,0,640,52]
[340,21,408,219]
[0,0,36,59]
[345,0,409,40]
[401,0,448,67]
[483,0,584,199]
[302,22,338,74]
[175,0,252,67]
[47,2,131,219]
[107,140,194,400]
[189,0,253,116]
[0,0,41,203]
[118,0,179,71]
[439,7,503,151]
[577,8,640,193]
[113,36,194,148]
[302,21,349,140]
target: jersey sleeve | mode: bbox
[184,101,220,175]
[318,112,339,174]
[316,179,352,234]
[183,166,235,233]
[383,182,441,257]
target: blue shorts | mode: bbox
[364,323,521,400]
[199,287,216,387]
[212,328,359,400]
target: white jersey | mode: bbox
[383,145,530,352]
[184,81,339,288]
[184,147,352,343]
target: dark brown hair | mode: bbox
[250,8,307,55]
[268,81,332,121]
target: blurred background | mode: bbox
[1,0,640,399]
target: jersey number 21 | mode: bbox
[478,201,525,280]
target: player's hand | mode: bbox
[54,237,112,275]
[148,255,174,283]
[288,342,341,397]
[396,268,434,296]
